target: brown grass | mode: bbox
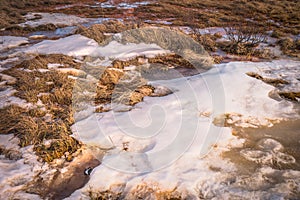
[75,20,143,44]
[87,187,123,200]
[0,54,83,162]
[0,104,81,162]
[1,0,299,39]
[16,54,81,70]
[135,0,299,35]
[94,53,191,108]
[0,0,97,30]
[278,92,300,102]
[191,33,218,52]
[246,72,289,87]
[128,183,182,200]
[277,38,300,58]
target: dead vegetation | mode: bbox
[0,0,97,29]
[0,104,80,162]
[87,183,183,200]
[246,72,300,103]
[128,183,182,200]
[191,32,219,52]
[246,72,289,87]
[135,0,299,35]
[93,53,195,109]
[277,38,300,58]
[1,55,82,162]
[278,92,300,102]
[219,22,270,57]
[0,52,184,160]
[16,54,81,70]
[87,187,123,200]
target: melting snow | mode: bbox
[0,36,29,52]
[69,60,300,198]
[19,13,89,27]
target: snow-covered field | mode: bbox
[0,7,300,199]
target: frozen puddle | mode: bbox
[19,13,89,28]
[69,60,300,199]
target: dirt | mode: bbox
[26,149,102,199]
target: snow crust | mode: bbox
[69,60,300,199]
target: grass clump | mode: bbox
[16,54,81,70]
[0,105,80,162]
[128,183,182,200]
[75,20,141,44]
[246,72,289,87]
[277,38,300,58]
[1,55,82,162]
[220,22,268,56]
[87,189,123,200]
[191,33,218,52]
[278,92,300,102]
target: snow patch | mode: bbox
[0,36,29,52]
[19,13,88,27]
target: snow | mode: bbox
[0,138,45,199]
[99,1,150,9]
[69,60,300,198]
[25,34,170,59]
[0,87,27,109]
[26,34,99,57]
[0,36,29,51]
[19,13,88,27]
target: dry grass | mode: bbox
[87,183,183,200]
[246,72,289,87]
[1,0,299,39]
[191,33,218,52]
[277,38,300,58]
[0,104,80,162]
[94,53,193,108]
[278,92,300,102]
[0,0,97,29]
[75,20,143,44]
[135,0,299,35]
[87,188,123,200]
[128,183,182,200]
[16,54,81,70]
[0,55,83,162]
